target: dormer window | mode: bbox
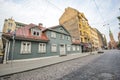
[31,28,41,36]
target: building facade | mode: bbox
[0,32,3,56]
[2,24,82,63]
[118,32,120,42]
[59,7,91,43]
[109,29,117,49]
[2,18,27,33]
[60,7,105,52]
[90,28,99,51]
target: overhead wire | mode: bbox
[45,0,63,13]
[93,0,105,24]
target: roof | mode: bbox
[3,23,49,42]
[43,25,71,36]
[15,21,27,26]
[72,39,80,45]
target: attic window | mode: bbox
[31,28,41,36]
[60,28,63,32]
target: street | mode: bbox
[0,50,120,80]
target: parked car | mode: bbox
[97,48,104,54]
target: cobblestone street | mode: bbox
[0,50,120,80]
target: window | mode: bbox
[51,32,56,38]
[51,44,57,52]
[67,36,70,40]
[77,46,80,51]
[38,43,46,53]
[67,45,71,51]
[60,28,63,32]
[72,45,76,51]
[8,22,12,27]
[21,42,31,54]
[60,34,64,39]
[31,28,41,36]
[81,38,83,42]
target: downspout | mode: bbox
[2,37,10,64]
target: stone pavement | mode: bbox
[0,52,95,77]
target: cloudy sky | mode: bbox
[0,0,120,42]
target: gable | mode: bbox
[50,25,70,35]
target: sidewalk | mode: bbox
[0,52,93,76]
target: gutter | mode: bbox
[2,36,10,64]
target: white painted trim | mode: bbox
[7,55,59,63]
[67,45,71,51]
[60,44,66,55]
[3,41,8,64]
[51,32,56,38]
[20,41,31,54]
[51,44,57,52]
[38,43,46,53]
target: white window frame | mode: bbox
[51,32,56,38]
[77,45,80,51]
[60,34,64,39]
[38,43,46,53]
[51,44,57,52]
[67,45,71,51]
[31,28,41,36]
[72,45,76,51]
[67,36,70,40]
[20,42,31,54]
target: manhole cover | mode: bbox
[97,73,115,80]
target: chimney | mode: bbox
[38,23,43,27]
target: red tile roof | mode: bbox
[3,23,49,41]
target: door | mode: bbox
[60,44,66,56]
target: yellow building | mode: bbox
[59,7,91,43]
[2,18,27,33]
[59,7,105,51]
[3,18,16,33]
[59,7,90,43]
[0,32,3,56]
[90,28,99,50]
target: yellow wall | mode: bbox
[3,18,16,33]
[59,7,100,47]
[90,28,99,49]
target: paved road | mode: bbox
[58,50,120,80]
[0,50,120,80]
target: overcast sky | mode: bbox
[0,0,120,42]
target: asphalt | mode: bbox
[58,50,120,80]
[1,50,119,80]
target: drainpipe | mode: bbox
[2,37,10,64]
